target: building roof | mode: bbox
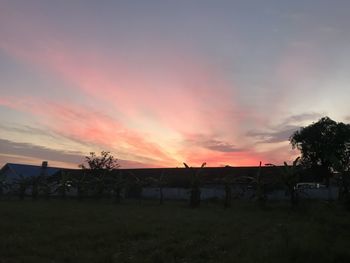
[0,163,62,178]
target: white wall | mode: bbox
[141,186,340,201]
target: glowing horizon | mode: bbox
[1,1,350,168]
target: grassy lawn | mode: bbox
[1,199,350,263]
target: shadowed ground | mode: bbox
[0,200,349,263]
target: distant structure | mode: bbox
[0,161,61,181]
[0,161,339,200]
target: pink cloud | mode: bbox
[2,39,240,133]
[0,6,242,135]
[0,96,178,166]
[181,147,264,167]
[1,94,267,167]
[0,4,300,167]
[1,33,257,165]
[0,42,295,167]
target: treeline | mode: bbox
[1,116,350,210]
[0,158,349,210]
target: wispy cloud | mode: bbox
[0,138,157,169]
[247,113,323,144]
[280,113,323,126]
[0,138,83,165]
[247,126,298,143]
[0,96,178,166]
[0,123,61,140]
[184,134,242,153]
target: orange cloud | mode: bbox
[0,4,300,167]
[0,96,178,166]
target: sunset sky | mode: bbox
[1,0,350,168]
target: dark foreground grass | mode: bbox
[1,199,350,263]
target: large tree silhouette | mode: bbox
[290,117,350,185]
[80,151,120,171]
[79,151,120,199]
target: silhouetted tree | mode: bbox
[80,151,120,171]
[184,162,206,208]
[338,171,350,209]
[56,171,72,199]
[30,175,40,200]
[219,174,249,207]
[219,173,235,208]
[281,157,301,206]
[232,162,266,206]
[0,173,9,198]
[79,151,120,199]
[106,170,127,203]
[223,179,232,208]
[147,170,167,205]
[331,155,350,208]
[290,117,350,186]
[14,175,30,200]
[71,172,88,200]
[126,171,146,202]
[39,176,51,200]
[255,162,265,205]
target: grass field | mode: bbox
[1,199,350,263]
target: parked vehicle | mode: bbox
[295,182,326,189]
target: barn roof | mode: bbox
[0,163,61,178]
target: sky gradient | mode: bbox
[1,0,350,168]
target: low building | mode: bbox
[0,162,61,181]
